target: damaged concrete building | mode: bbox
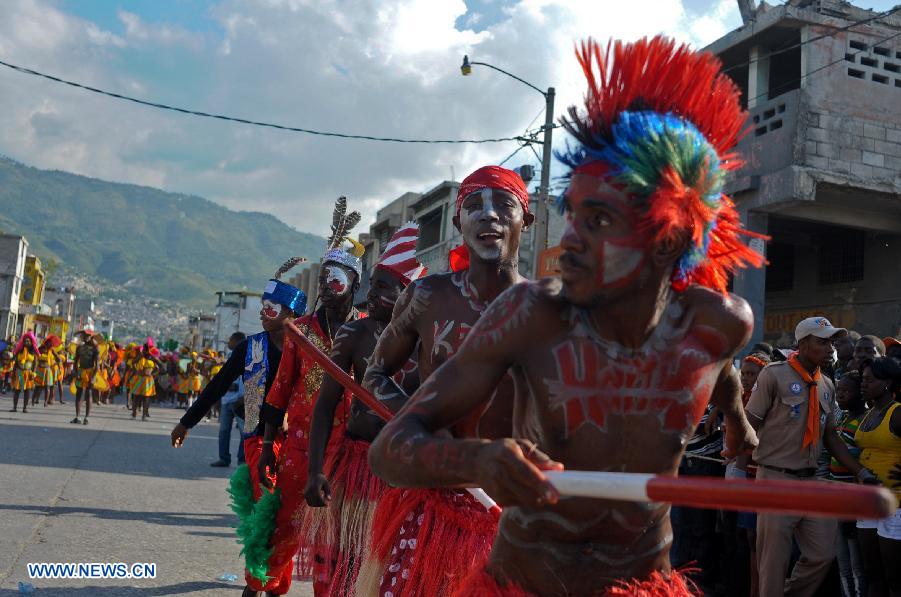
[711,0,901,346]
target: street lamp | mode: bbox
[460,55,555,278]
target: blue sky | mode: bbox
[3,0,898,235]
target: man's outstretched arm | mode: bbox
[369,282,561,508]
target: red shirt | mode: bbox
[264,312,354,450]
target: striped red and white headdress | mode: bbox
[375,222,427,286]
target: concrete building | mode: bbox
[0,234,28,339]
[708,0,901,345]
[72,297,95,333]
[214,290,263,350]
[187,313,218,350]
[18,255,48,334]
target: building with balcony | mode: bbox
[710,0,901,346]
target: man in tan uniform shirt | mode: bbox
[746,317,872,597]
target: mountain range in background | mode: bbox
[0,156,325,306]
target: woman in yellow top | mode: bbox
[856,357,901,596]
[35,335,61,407]
[9,332,39,413]
[131,342,161,422]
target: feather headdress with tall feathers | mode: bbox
[556,35,766,293]
[323,196,365,277]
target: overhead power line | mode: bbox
[0,58,537,145]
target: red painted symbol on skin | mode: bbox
[546,334,722,438]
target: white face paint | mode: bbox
[261,299,281,320]
[324,265,351,298]
[460,188,504,261]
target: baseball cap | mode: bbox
[795,317,847,342]
[884,337,900,348]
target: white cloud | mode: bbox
[0,0,741,240]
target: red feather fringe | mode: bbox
[453,567,699,596]
[358,487,497,597]
[566,36,747,158]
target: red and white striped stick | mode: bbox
[545,471,897,519]
[286,321,502,517]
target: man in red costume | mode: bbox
[303,222,427,597]
[369,36,765,596]
[358,165,533,596]
[251,198,365,597]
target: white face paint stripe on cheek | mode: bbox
[601,241,645,286]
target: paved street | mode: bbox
[0,390,313,596]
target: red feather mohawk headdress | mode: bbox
[557,35,766,292]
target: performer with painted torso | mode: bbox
[247,198,365,597]
[359,165,533,597]
[370,36,769,596]
[303,222,426,596]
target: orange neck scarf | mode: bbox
[788,353,821,450]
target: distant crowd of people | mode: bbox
[673,323,901,597]
[0,329,228,425]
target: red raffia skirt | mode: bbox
[300,434,388,596]
[355,487,499,597]
[453,567,698,597]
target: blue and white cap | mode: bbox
[262,256,308,314]
[262,279,307,314]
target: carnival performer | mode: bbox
[172,257,308,596]
[35,335,61,407]
[183,352,202,407]
[72,330,99,425]
[9,331,39,413]
[251,197,365,597]
[53,342,67,405]
[370,36,770,596]
[132,340,161,421]
[358,165,533,597]
[304,222,426,596]
[1,342,14,393]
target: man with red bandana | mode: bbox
[358,164,533,596]
[249,198,366,597]
[369,36,764,595]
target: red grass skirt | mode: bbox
[356,487,498,597]
[299,434,388,596]
[454,567,698,597]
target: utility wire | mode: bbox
[0,58,536,145]
[721,4,901,75]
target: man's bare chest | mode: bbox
[530,328,724,442]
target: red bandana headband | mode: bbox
[449,165,530,272]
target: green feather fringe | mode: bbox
[227,464,282,583]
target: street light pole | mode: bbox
[461,56,554,278]
[534,87,554,278]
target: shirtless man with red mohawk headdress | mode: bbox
[369,36,765,595]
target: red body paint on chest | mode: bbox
[547,336,721,437]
